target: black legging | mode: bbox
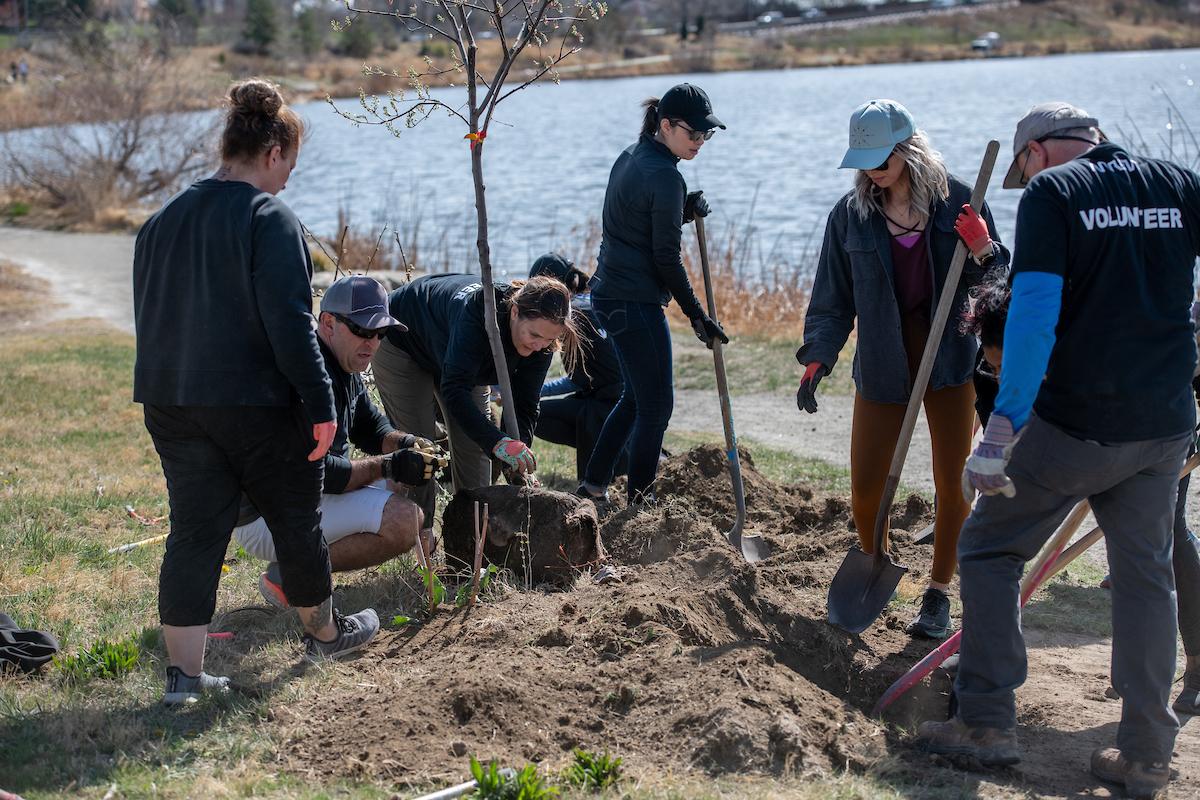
[535,395,627,482]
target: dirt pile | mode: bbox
[280,445,941,787]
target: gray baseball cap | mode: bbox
[839,99,916,170]
[1002,101,1100,189]
[320,275,406,331]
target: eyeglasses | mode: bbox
[333,314,389,340]
[669,119,716,143]
[1016,134,1099,187]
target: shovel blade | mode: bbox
[826,546,908,634]
[739,533,771,563]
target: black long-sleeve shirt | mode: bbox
[319,339,394,494]
[386,274,551,451]
[591,134,705,319]
[133,179,335,424]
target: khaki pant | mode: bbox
[371,340,492,525]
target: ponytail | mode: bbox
[641,97,661,137]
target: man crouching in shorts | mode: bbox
[235,275,448,608]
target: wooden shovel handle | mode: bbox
[869,140,1001,563]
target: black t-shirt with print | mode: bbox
[1010,142,1200,442]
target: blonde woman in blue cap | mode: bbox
[796,99,1009,639]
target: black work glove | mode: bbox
[383,447,449,487]
[690,314,729,349]
[683,191,710,224]
[795,363,829,414]
[397,432,435,452]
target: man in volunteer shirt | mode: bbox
[234,276,446,609]
[917,103,1200,799]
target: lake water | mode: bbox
[71,50,1200,282]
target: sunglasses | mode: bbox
[1015,134,1100,187]
[669,119,716,143]
[333,314,389,340]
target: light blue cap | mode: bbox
[838,99,916,170]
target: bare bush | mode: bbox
[1,25,219,227]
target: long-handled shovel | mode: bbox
[695,210,770,563]
[872,450,1200,716]
[827,140,1000,634]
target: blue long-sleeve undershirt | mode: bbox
[540,375,579,398]
[994,271,1064,431]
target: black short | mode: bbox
[144,404,332,626]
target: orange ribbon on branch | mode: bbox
[464,130,487,150]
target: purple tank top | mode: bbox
[890,230,931,316]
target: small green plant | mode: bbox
[562,748,623,792]
[469,757,558,800]
[4,201,30,219]
[392,615,414,626]
[54,637,141,683]
[456,564,500,607]
[418,564,446,608]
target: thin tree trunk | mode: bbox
[470,115,520,439]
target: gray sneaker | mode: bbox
[303,608,380,661]
[163,666,231,706]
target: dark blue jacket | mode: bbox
[318,339,394,494]
[591,134,705,320]
[386,274,551,451]
[133,179,335,424]
[798,175,1008,404]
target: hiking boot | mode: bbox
[258,562,289,610]
[1091,747,1169,799]
[575,483,610,503]
[1172,668,1200,715]
[915,717,1020,766]
[303,608,380,661]
[163,665,231,706]
[907,588,952,639]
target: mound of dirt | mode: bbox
[280,445,942,788]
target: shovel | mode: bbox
[872,448,1200,716]
[695,210,770,564]
[827,139,1000,634]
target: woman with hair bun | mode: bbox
[579,83,729,507]
[134,79,379,705]
[796,99,1009,640]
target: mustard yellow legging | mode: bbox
[849,315,976,586]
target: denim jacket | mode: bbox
[797,175,1009,405]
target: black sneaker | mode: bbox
[907,588,952,639]
[1173,668,1200,715]
[163,665,231,705]
[303,608,380,661]
[575,483,610,503]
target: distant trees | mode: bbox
[240,0,278,55]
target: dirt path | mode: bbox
[0,226,135,334]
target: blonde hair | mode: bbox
[850,129,949,223]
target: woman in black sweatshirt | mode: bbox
[579,83,729,505]
[372,274,579,522]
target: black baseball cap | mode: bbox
[320,275,406,331]
[658,83,725,132]
[528,252,575,282]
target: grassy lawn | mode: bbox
[0,317,907,800]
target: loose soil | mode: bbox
[278,445,1200,797]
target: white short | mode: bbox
[233,480,393,562]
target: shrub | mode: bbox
[469,757,558,800]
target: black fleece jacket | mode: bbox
[133,179,335,424]
[590,134,705,319]
[386,274,551,452]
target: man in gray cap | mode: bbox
[235,275,447,610]
[917,102,1200,799]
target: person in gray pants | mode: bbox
[916,102,1200,800]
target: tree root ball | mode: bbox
[441,485,604,586]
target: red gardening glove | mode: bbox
[308,420,337,461]
[954,203,992,260]
[796,361,828,414]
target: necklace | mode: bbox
[882,209,924,237]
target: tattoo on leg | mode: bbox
[302,596,333,636]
